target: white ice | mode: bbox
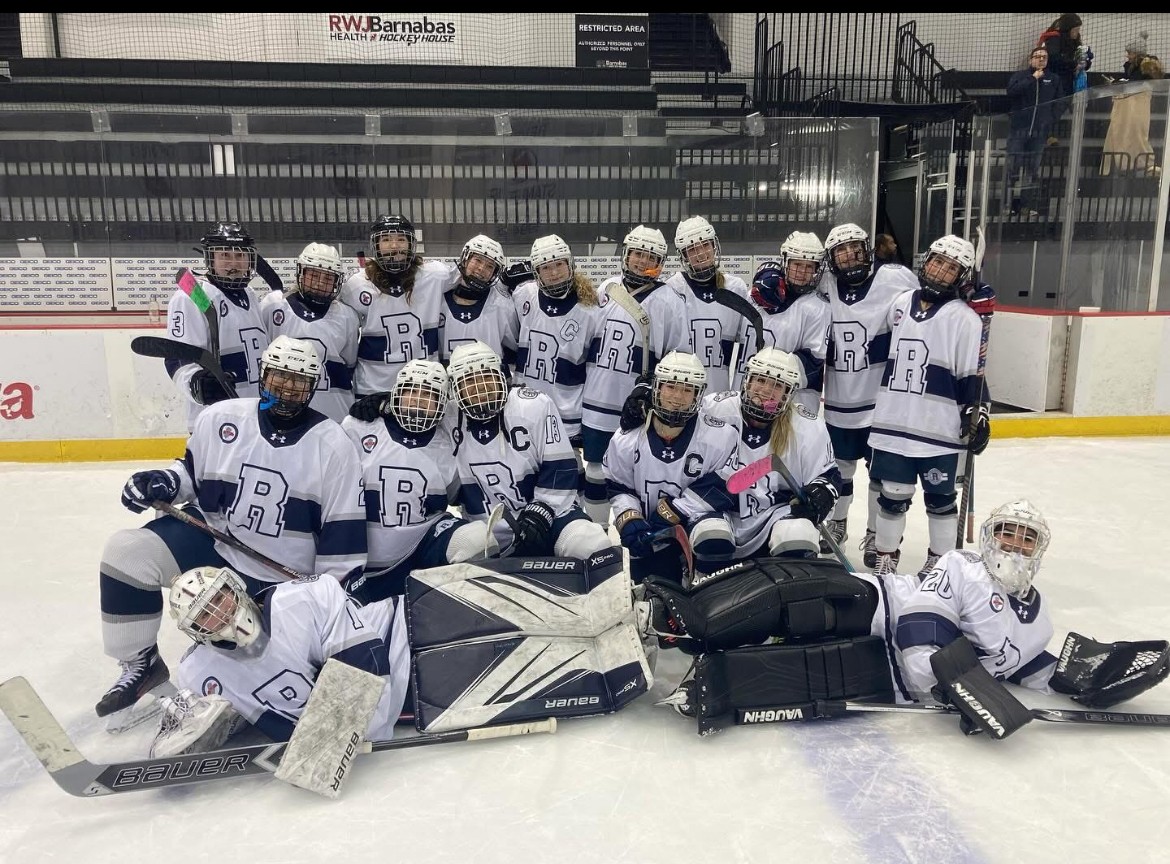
[2,437,1169,864]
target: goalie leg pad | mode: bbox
[694,637,894,735]
[1049,631,1170,708]
[412,621,652,732]
[929,636,1033,738]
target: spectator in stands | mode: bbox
[1039,13,1088,103]
[1005,47,1064,218]
[873,234,900,268]
[1101,32,1164,177]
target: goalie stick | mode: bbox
[130,335,237,401]
[0,675,556,798]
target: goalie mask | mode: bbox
[980,499,1051,597]
[675,216,720,282]
[621,225,668,289]
[825,223,871,286]
[259,335,321,419]
[919,234,975,301]
[390,359,449,433]
[370,214,416,274]
[200,221,256,290]
[295,242,344,305]
[449,340,507,422]
[653,351,707,427]
[780,231,826,294]
[169,566,261,649]
[740,347,802,424]
[458,234,506,297]
[531,234,575,299]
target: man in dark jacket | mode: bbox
[1005,47,1065,217]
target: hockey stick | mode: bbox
[152,501,307,582]
[713,286,766,379]
[605,281,653,376]
[254,254,284,295]
[175,267,224,373]
[0,675,556,798]
[485,503,506,557]
[957,226,990,548]
[130,335,237,400]
[648,524,694,582]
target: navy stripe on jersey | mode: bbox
[325,359,354,390]
[331,637,393,678]
[358,327,440,361]
[582,401,623,417]
[687,472,736,513]
[363,490,449,521]
[197,479,324,535]
[1008,649,1056,685]
[894,610,963,651]
[459,483,489,516]
[794,347,825,391]
[873,575,913,701]
[868,425,956,450]
[514,349,588,387]
[880,360,963,404]
[536,457,581,492]
[318,517,368,557]
[220,351,250,384]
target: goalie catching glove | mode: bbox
[1048,631,1170,708]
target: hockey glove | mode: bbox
[619,374,654,432]
[349,391,391,422]
[963,283,996,318]
[569,433,584,451]
[189,369,236,406]
[648,497,684,533]
[961,403,991,455]
[618,515,656,559]
[122,469,181,514]
[789,477,839,526]
[500,260,535,293]
[1049,631,1170,708]
[512,501,556,556]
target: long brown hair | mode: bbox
[364,255,423,303]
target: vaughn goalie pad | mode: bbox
[413,621,652,732]
[407,546,630,649]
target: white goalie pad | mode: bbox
[413,621,652,733]
[407,546,632,649]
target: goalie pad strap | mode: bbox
[1048,631,1170,708]
[929,637,1033,739]
[694,636,894,735]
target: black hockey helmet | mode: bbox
[369,214,416,274]
[200,221,256,289]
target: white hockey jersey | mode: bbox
[583,276,690,435]
[731,292,831,416]
[450,387,580,519]
[437,287,519,367]
[868,291,983,458]
[664,270,751,393]
[173,398,367,583]
[512,283,601,437]
[340,260,459,396]
[177,575,410,742]
[823,264,919,430]
[859,548,1056,701]
[342,413,460,574]
[701,390,837,554]
[603,411,740,523]
[260,291,360,424]
[165,278,269,431]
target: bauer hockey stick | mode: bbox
[130,335,238,400]
[957,226,989,548]
[0,676,556,798]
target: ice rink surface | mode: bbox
[2,436,1169,864]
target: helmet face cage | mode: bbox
[169,566,259,648]
[979,501,1051,597]
[919,235,975,299]
[259,337,321,417]
[202,222,256,289]
[531,235,575,299]
[825,224,871,285]
[652,353,707,426]
[621,226,668,288]
[296,243,343,304]
[458,235,505,294]
[449,343,508,422]
[739,350,801,423]
[370,216,416,274]
[390,361,449,433]
[780,232,826,292]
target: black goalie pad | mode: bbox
[643,557,876,652]
[929,637,1033,739]
[693,636,894,735]
[1049,631,1170,709]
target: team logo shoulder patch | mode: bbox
[272,308,285,327]
[361,434,378,453]
[989,592,1004,613]
[518,387,540,399]
[702,414,726,427]
[202,676,222,696]
[359,289,373,307]
[892,308,904,325]
[796,403,817,420]
[219,422,238,443]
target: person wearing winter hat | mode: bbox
[1040,13,1088,99]
[1102,30,1161,176]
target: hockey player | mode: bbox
[96,335,367,719]
[447,341,610,559]
[340,214,459,398]
[150,564,409,756]
[512,234,601,440]
[821,222,920,562]
[605,351,740,582]
[438,234,519,368]
[581,225,689,522]
[664,216,751,393]
[165,221,271,431]
[260,242,359,423]
[868,234,990,577]
[703,348,840,560]
[731,232,832,416]
[341,359,496,601]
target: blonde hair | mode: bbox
[766,402,796,457]
[572,271,598,306]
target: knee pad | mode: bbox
[923,492,958,516]
[554,517,611,560]
[877,480,915,514]
[689,516,735,564]
[445,520,495,562]
[767,518,821,558]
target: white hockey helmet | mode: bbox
[449,340,508,421]
[530,234,575,299]
[979,499,1051,597]
[824,222,872,285]
[295,242,344,304]
[169,566,262,648]
[458,234,506,295]
[919,234,976,300]
[259,335,321,417]
[740,347,803,423]
[390,359,449,433]
[622,225,668,288]
[674,216,721,281]
[779,231,826,292]
[653,351,707,426]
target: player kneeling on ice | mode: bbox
[605,351,740,583]
[150,564,409,758]
[447,341,610,559]
[702,347,841,561]
[342,359,497,602]
[641,499,1168,733]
